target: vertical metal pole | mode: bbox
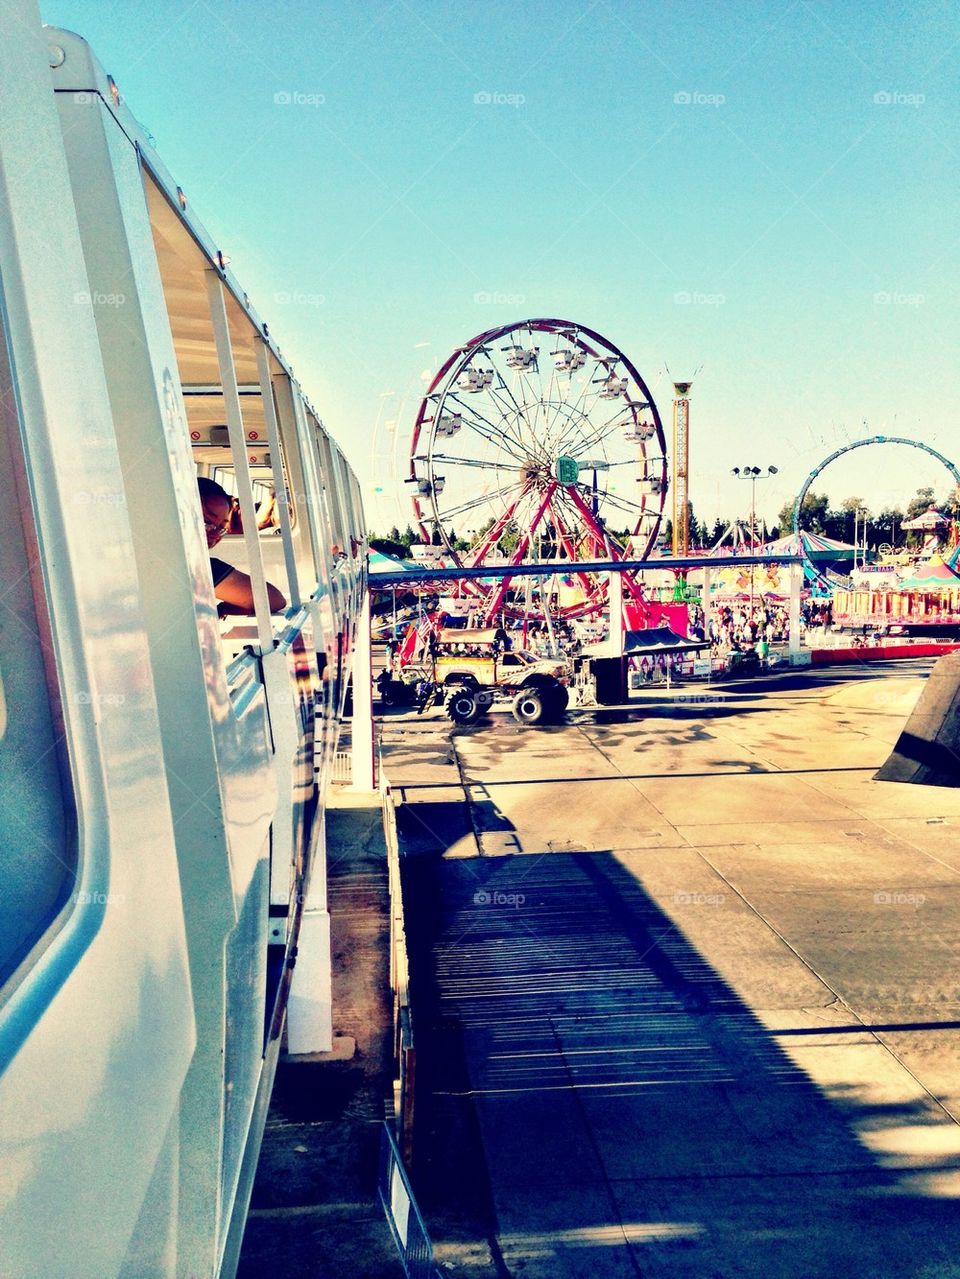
[749,477,756,623]
[255,340,301,608]
[542,578,558,656]
[789,561,802,659]
[205,270,274,639]
[703,565,713,649]
[351,588,376,791]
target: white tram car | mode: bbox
[0,6,366,1275]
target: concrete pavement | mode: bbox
[382,663,960,1278]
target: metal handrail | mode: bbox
[377,1122,440,1279]
[381,772,416,1161]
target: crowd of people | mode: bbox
[706,599,834,663]
[708,603,790,657]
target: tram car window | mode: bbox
[0,328,76,990]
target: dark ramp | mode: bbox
[404,853,960,1279]
[877,651,960,786]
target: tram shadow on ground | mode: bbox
[402,849,960,1279]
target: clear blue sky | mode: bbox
[40,0,960,532]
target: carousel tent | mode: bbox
[901,506,950,532]
[896,559,960,591]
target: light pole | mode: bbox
[731,465,778,626]
[853,506,868,570]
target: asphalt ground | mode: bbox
[381,660,960,1279]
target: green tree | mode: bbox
[837,496,871,544]
[500,520,520,555]
[685,501,701,548]
[905,486,936,521]
[778,491,829,534]
[369,535,408,558]
[874,507,903,547]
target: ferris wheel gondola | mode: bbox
[407,318,668,621]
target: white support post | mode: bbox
[286,810,332,1055]
[703,566,713,645]
[789,561,802,660]
[255,339,301,609]
[205,270,274,641]
[317,428,350,559]
[350,588,376,791]
[608,569,624,657]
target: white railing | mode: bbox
[381,773,415,1163]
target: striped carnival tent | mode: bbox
[759,531,858,562]
[896,558,960,592]
[369,548,416,574]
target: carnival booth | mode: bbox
[833,558,960,633]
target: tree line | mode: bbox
[371,486,959,558]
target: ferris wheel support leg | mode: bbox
[552,505,599,598]
[565,486,648,610]
[483,483,557,620]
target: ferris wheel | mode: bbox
[407,318,667,621]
